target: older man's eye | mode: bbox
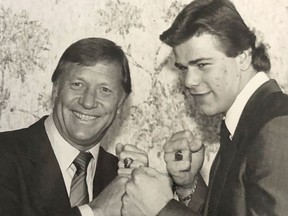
[99,87,113,96]
[101,87,112,93]
[71,82,83,89]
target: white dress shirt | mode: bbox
[225,72,269,139]
[45,115,99,216]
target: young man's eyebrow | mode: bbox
[175,58,213,69]
[188,58,213,65]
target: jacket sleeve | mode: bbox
[157,174,207,216]
[246,116,288,216]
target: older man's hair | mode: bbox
[160,0,270,72]
[51,37,132,94]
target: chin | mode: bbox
[69,132,97,143]
[198,107,218,116]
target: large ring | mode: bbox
[175,150,183,161]
[124,157,133,168]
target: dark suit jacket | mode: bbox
[0,116,118,216]
[158,80,288,216]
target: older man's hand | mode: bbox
[121,167,173,216]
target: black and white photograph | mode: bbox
[1,0,288,215]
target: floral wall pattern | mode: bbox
[1,0,288,180]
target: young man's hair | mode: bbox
[52,37,132,94]
[160,0,270,72]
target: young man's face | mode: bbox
[174,33,244,116]
[52,61,125,151]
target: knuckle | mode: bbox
[171,138,189,150]
[122,194,129,204]
[181,138,190,147]
[183,130,193,138]
[182,150,192,160]
[123,144,133,151]
[131,168,141,182]
[119,176,129,184]
[166,162,177,174]
[125,182,134,194]
[182,161,191,170]
[133,174,141,184]
[135,153,146,162]
[119,151,126,160]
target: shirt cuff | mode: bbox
[78,204,94,216]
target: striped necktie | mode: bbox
[70,151,93,207]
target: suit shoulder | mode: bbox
[263,92,288,114]
[0,128,29,144]
[0,117,47,151]
[0,127,32,154]
[259,115,288,139]
[248,92,288,135]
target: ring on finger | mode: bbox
[175,150,183,161]
[124,157,134,168]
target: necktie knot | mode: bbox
[220,120,232,150]
[220,120,230,141]
[73,151,92,174]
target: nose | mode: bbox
[79,88,98,109]
[184,67,202,88]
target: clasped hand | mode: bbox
[89,132,204,216]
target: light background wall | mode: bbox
[1,0,288,181]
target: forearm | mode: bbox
[157,174,207,216]
[174,173,207,212]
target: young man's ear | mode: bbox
[238,49,252,71]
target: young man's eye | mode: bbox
[177,66,188,73]
[175,63,188,73]
[198,63,209,68]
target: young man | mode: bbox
[0,37,146,216]
[121,0,288,215]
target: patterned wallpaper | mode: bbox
[1,0,288,179]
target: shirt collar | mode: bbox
[44,115,100,172]
[225,72,269,138]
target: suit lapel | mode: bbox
[26,118,118,210]
[206,80,282,216]
[93,146,118,197]
[26,117,71,213]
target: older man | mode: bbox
[0,37,139,216]
[121,0,288,216]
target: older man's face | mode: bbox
[52,61,125,151]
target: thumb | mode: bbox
[189,132,203,152]
[115,143,124,157]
